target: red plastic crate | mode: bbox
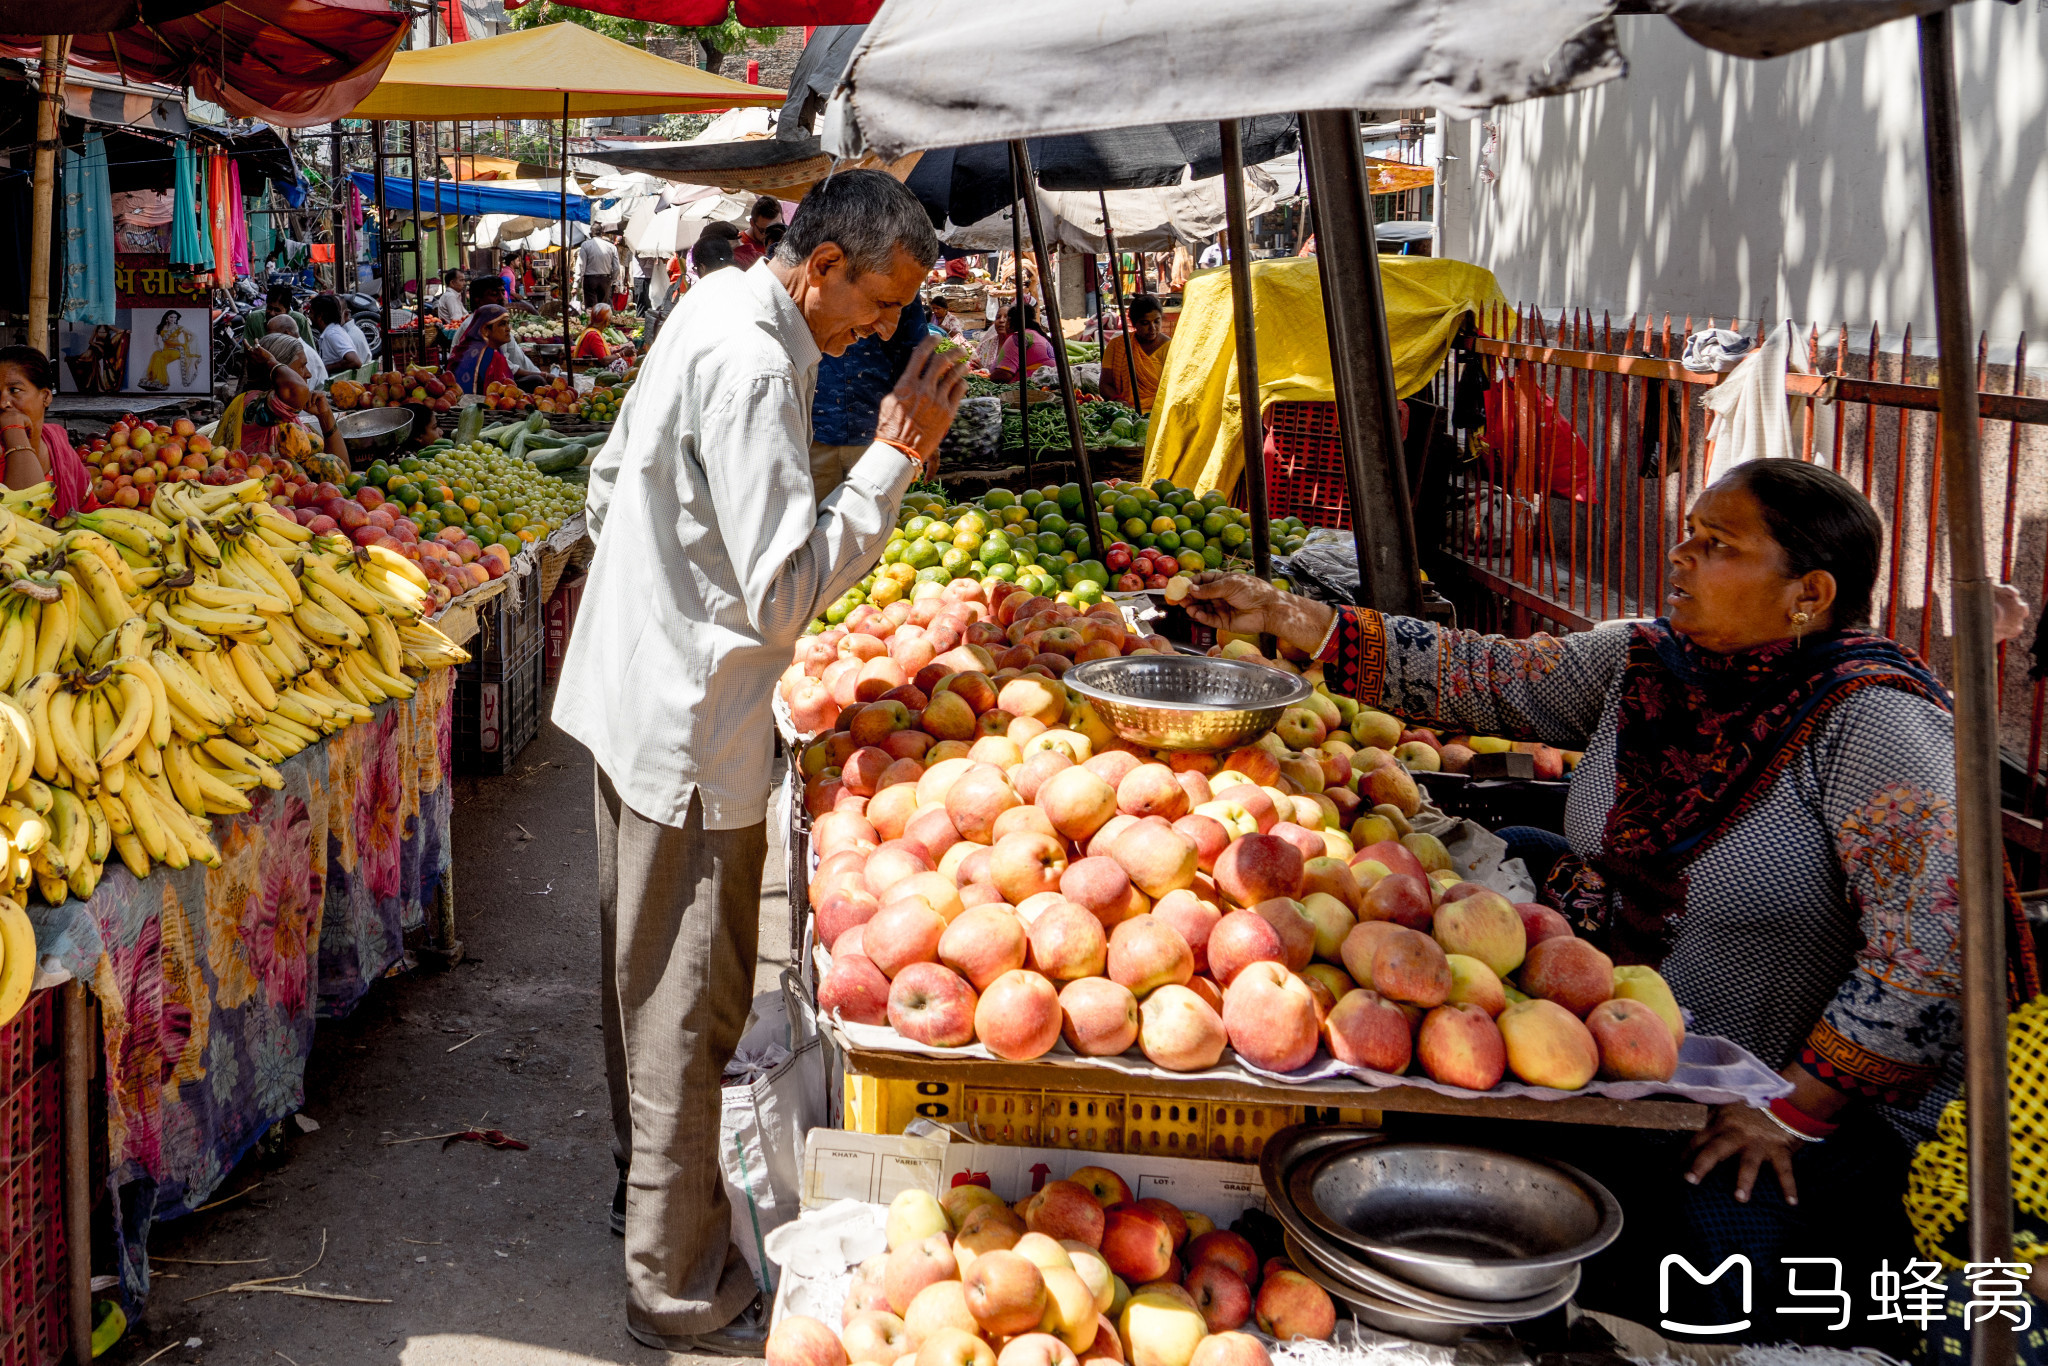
[1263,401,1351,530]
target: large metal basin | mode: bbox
[1062,654,1310,752]
[1293,1141,1620,1302]
[334,405,414,457]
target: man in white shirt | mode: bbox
[431,268,467,325]
[1198,237,1224,268]
[307,293,368,370]
[578,231,620,311]
[553,170,965,1356]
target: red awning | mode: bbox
[0,0,407,127]
[541,0,878,23]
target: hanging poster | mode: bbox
[55,254,211,395]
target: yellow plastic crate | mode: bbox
[844,1070,1375,1157]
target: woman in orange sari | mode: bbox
[1100,295,1167,411]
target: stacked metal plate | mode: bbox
[1258,1125,1621,1346]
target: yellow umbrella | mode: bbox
[348,22,785,120]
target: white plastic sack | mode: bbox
[720,981,829,1290]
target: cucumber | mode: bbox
[506,429,530,463]
[524,432,569,449]
[480,422,520,446]
[529,444,584,474]
[454,405,486,445]
[524,412,549,435]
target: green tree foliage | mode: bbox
[506,1,783,75]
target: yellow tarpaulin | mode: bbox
[347,23,786,121]
[1142,256,1509,495]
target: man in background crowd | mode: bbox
[731,195,782,270]
[579,230,621,310]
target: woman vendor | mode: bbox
[1100,294,1167,410]
[451,305,518,395]
[1183,458,2041,1351]
[573,303,636,367]
[987,304,1056,383]
[0,347,96,513]
[217,334,348,485]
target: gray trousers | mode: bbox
[596,769,765,1341]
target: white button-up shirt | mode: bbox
[552,263,917,830]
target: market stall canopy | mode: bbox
[519,0,877,24]
[1143,256,1507,496]
[822,0,1976,158]
[0,0,405,126]
[346,22,786,121]
[349,172,592,221]
[0,0,213,31]
[943,172,1279,254]
[624,190,752,258]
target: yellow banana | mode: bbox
[121,778,167,863]
[31,591,68,676]
[366,615,403,678]
[0,806,45,856]
[305,559,383,618]
[94,789,131,838]
[201,737,281,790]
[0,900,35,1024]
[148,601,215,653]
[111,831,148,879]
[97,675,151,768]
[49,690,99,792]
[228,643,278,712]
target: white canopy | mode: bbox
[823,0,1970,160]
[622,188,751,259]
[941,169,1278,254]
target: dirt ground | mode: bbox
[103,697,782,1366]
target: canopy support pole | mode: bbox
[1010,148,1030,478]
[28,37,69,355]
[1299,109,1422,614]
[329,130,345,294]
[374,121,392,369]
[1919,16,2013,1366]
[1099,191,1144,420]
[561,94,573,381]
[1219,120,1272,581]
[1014,140,1105,562]
[409,120,423,357]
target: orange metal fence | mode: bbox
[1414,304,2048,866]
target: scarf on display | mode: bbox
[61,130,115,325]
[206,156,235,281]
[169,143,212,273]
[1549,621,2040,1006]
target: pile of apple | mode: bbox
[1201,640,1580,782]
[765,1178,1331,1366]
[798,581,1686,1095]
[82,416,216,508]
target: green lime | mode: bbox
[1057,483,1083,511]
[1074,559,1109,587]
[1073,581,1104,604]
[1220,524,1247,548]
[1202,546,1224,569]
[1156,531,1182,552]
[1112,495,1142,521]
[1180,529,1205,551]
[1038,512,1069,536]
[915,565,950,584]
[901,538,941,569]
[940,547,972,574]
[904,515,931,538]
[983,488,1015,510]
[986,561,1018,582]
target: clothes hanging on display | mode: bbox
[206,155,235,282]
[228,161,249,277]
[246,195,275,269]
[61,129,116,326]
[169,142,212,273]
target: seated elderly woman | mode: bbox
[217,333,348,484]
[1182,459,2040,1352]
[450,305,517,395]
[574,302,636,366]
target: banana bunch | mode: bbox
[0,478,472,907]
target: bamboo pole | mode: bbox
[1219,121,1271,581]
[1919,14,2013,1366]
[1013,141,1104,561]
[27,37,70,353]
[560,95,573,380]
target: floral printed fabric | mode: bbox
[27,670,453,1314]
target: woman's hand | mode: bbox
[307,391,333,424]
[0,408,30,448]
[1684,1102,1803,1205]
[1181,571,1335,654]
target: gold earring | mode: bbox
[1792,609,1811,643]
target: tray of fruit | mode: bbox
[788,577,1785,1110]
[329,365,464,416]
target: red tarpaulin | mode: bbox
[546,0,877,22]
[0,0,407,127]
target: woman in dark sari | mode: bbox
[450,304,516,396]
[1185,459,2040,1350]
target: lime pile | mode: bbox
[363,442,584,552]
[815,476,1260,630]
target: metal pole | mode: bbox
[1010,150,1030,478]
[1219,121,1273,581]
[63,983,93,1366]
[408,120,423,357]
[1920,15,2012,1366]
[1014,143,1105,562]
[560,94,573,380]
[329,130,345,293]
[374,121,392,371]
[28,37,70,354]
[1099,191,1145,419]
[1298,109,1423,614]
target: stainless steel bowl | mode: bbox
[334,405,414,456]
[1062,654,1312,752]
[1293,1141,1621,1302]
[1282,1233,1471,1346]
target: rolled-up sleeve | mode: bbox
[699,373,916,645]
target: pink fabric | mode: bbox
[207,157,235,283]
[229,162,250,276]
[40,426,95,518]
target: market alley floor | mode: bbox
[104,692,785,1366]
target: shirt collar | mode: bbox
[746,263,822,377]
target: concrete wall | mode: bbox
[1441,7,2048,348]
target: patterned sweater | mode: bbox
[1323,609,1967,1140]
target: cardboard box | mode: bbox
[544,571,585,681]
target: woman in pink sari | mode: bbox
[0,347,95,515]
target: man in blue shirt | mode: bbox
[809,294,930,504]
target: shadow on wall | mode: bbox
[1462,8,2048,348]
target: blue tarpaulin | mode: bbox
[349,173,591,221]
